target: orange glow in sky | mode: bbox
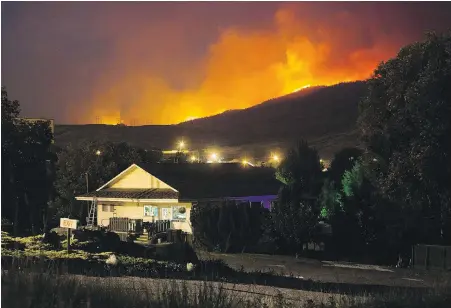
[79,6,399,125]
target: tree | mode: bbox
[272,140,324,253]
[1,87,53,235]
[319,147,363,219]
[51,141,162,222]
[1,87,20,228]
[328,147,363,185]
[358,31,451,246]
[318,178,341,219]
[275,140,323,189]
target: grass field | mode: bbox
[2,232,451,307]
[198,251,451,289]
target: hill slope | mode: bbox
[54,81,368,159]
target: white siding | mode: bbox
[109,167,172,189]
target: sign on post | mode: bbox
[60,218,79,252]
[60,218,78,229]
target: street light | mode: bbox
[178,140,185,152]
[209,152,219,163]
[190,155,197,162]
[241,159,255,167]
[96,150,101,156]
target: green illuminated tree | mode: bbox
[319,147,363,219]
[328,147,363,185]
[318,178,340,219]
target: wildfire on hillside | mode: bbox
[79,5,402,126]
[292,85,311,93]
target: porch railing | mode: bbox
[109,217,143,233]
[143,220,171,239]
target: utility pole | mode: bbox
[85,172,89,225]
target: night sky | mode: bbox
[2,2,451,125]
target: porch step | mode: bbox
[134,234,149,244]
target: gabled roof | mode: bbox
[95,164,177,192]
[139,163,281,200]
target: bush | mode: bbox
[1,254,188,278]
[71,229,121,253]
[42,231,61,249]
[190,201,268,253]
[1,232,57,251]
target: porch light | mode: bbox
[96,150,101,156]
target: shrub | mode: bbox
[190,201,268,253]
[42,231,61,249]
[71,229,121,253]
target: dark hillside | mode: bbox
[54,81,368,158]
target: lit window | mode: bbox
[172,206,186,221]
[161,207,172,220]
[144,205,158,217]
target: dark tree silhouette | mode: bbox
[272,141,324,253]
[358,31,451,245]
[1,87,53,235]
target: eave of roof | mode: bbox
[76,188,178,200]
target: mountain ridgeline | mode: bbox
[54,81,369,158]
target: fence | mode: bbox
[412,244,451,270]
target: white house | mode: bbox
[76,163,281,234]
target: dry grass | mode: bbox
[2,269,450,308]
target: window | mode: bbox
[144,205,158,217]
[172,206,187,221]
[161,207,172,220]
[102,205,115,212]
